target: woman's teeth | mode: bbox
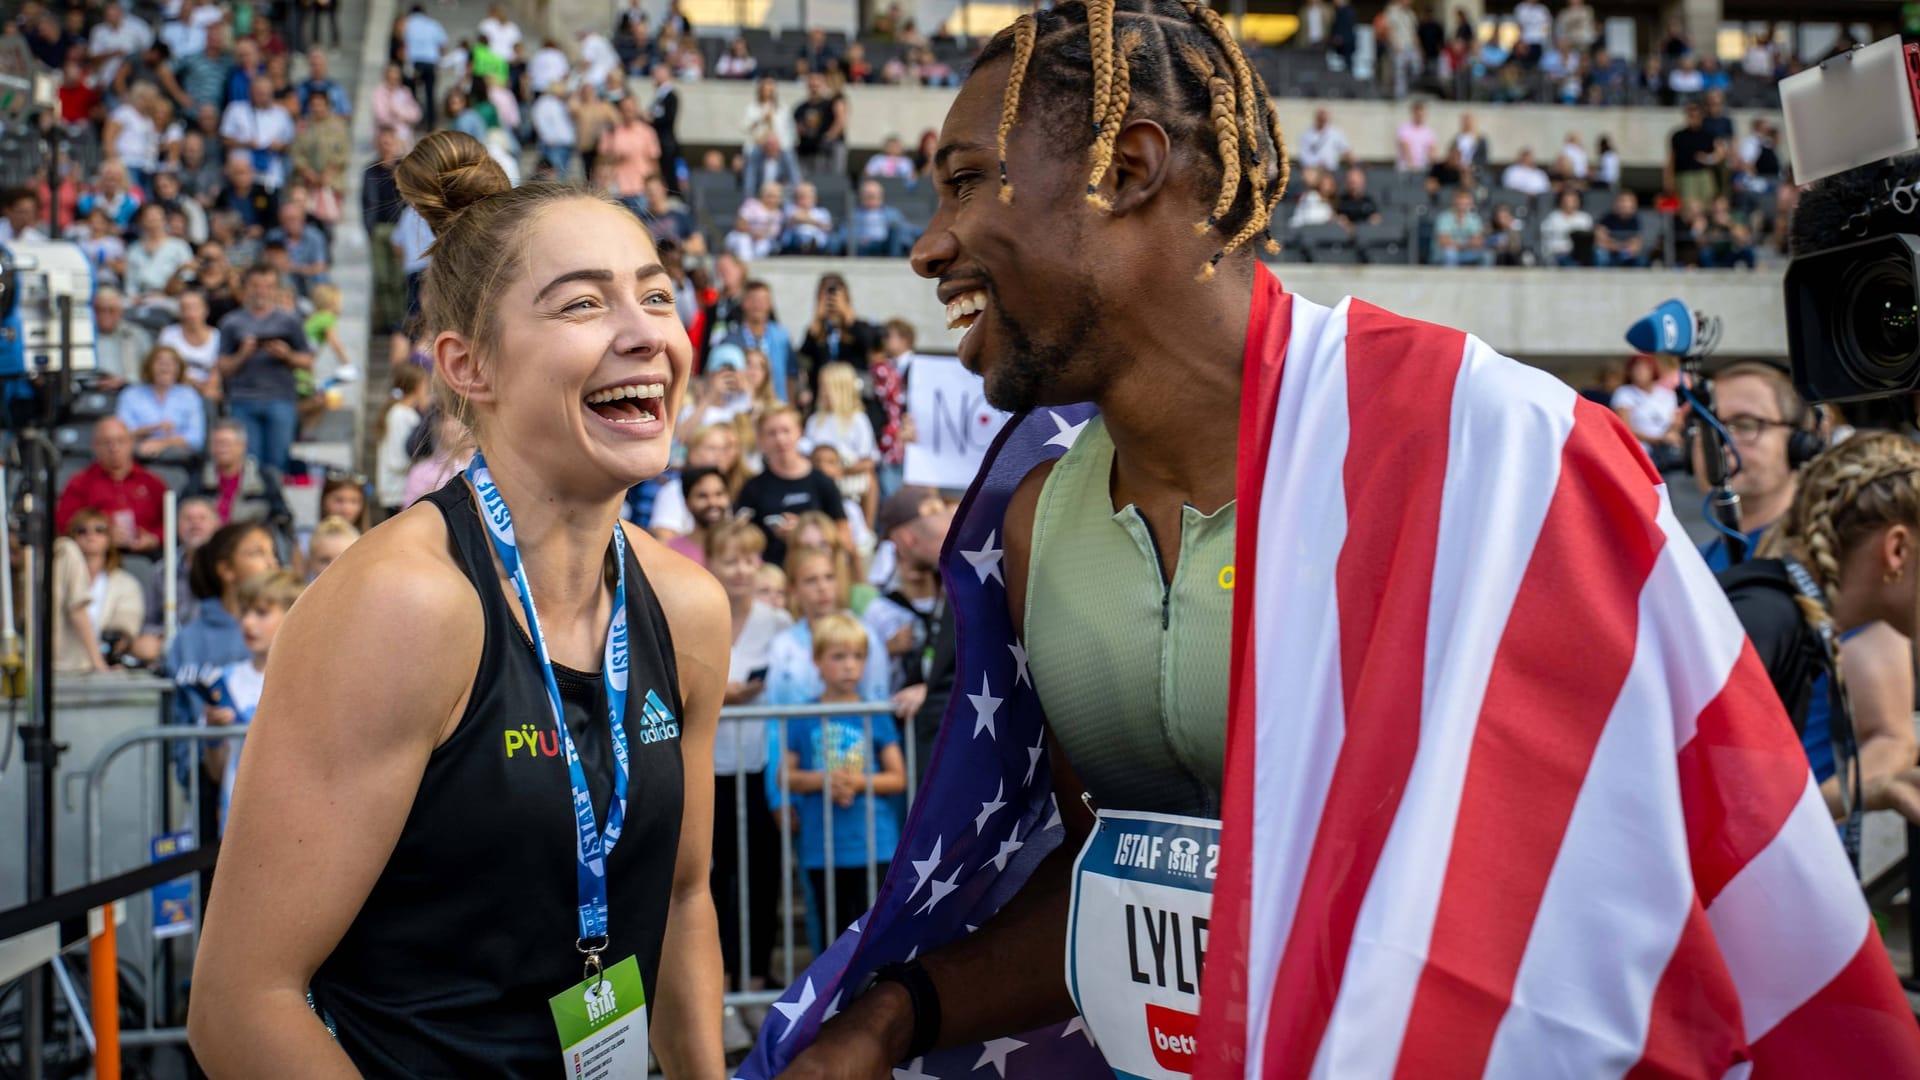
[945,290,989,330]
[584,383,666,406]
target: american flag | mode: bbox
[741,265,1920,1079]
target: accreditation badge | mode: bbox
[548,955,649,1079]
[1066,810,1219,1079]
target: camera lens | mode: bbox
[1838,257,1920,389]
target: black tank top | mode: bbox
[310,479,686,1078]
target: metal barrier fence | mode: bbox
[48,699,911,1052]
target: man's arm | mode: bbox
[778,461,1085,1079]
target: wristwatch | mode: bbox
[860,959,942,1062]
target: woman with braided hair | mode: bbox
[1721,431,1920,825]
[754,0,1920,1075]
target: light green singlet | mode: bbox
[1023,416,1235,818]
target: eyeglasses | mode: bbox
[1721,416,1795,441]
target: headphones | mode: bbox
[1785,395,1824,472]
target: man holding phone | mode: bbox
[216,263,311,474]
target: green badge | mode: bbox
[549,955,649,1078]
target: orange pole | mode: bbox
[89,901,120,1080]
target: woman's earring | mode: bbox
[1886,568,1905,584]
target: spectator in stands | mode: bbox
[375,364,428,518]
[88,1,150,87]
[1667,53,1705,97]
[727,181,786,261]
[1395,100,1436,172]
[291,89,349,211]
[1667,101,1724,210]
[1743,30,1779,79]
[92,287,152,390]
[1292,169,1337,227]
[765,549,889,707]
[849,179,917,257]
[221,72,296,192]
[103,82,162,190]
[807,360,880,508]
[793,71,848,178]
[267,201,328,297]
[650,422,748,539]
[1555,0,1596,52]
[1487,203,1527,266]
[864,136,918,182]
[80,159,143,231]
[179,131,224,205]
[1595,134,1622,188]
[1540,189,1592,267]
[1500,148,1552,197]
[57,416,166,554]
[118,345,206,458]
[1425,146,1467,197]
[1701,88,1734,143]
[399,409,471,508]
[1611,353,1684,470]
[401,4,447,127]
[801,27,841,74]
[170,19,233,113]
[216,151,277,238]
[528,83,576,176]
[1696,197,1755,269]
[1586,48,1630,105]
[742,76,800,189]
[192,419,290,529]
[716,37,757,80]
[1553,132,1590,187]
[1595,190,1646,267]
[131,495,219,662]
[0,189,48,244]
[864,490,949,710]
[781,181,839,255]
[1512,0,1550,68]
[1328,0,1357,70]
[635,174,695,246]
[297,47,348,115]
[598,93,661,198]
[160,288,223,397]
[75,208,129,291]
[303,516,360,582]
[703,253,751,348]
[1733,118,1781,211]
[1434,188,1492,267]
[649,62,683,187]
[1333,167,1380,227]
[683,345,752,431]
[568,82,618,185]
[371,62,422,145]
[53,508,146,673]
[800,274,880,413]
[739,406,851,570]
[217,264,311,473]
[1379,0,1418,99]
[726,281,792,402]
[166,520,279,757]
[1298,109,1350,174]
[666,467,731,566]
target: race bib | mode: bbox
[1066,810,1219,1079]
[548,955,648,1079]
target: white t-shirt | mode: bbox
[531,94,576,147]
[377,402,422,507]
[1559,142,1589,180]
[1514,2,1551,45]
[1297,124,1350,173]
[1611,383,1678,444]
[580,33,619,88]
[647,478,693,534]
[215,658,266,834]
[804,411,878,465]
[158,323,220,383]
[219,103,296,188]
[528,46,571,92]
[717,602,794,774]
[478,16,521,57]
[1540,209,1593,257]
[1501,163,1552,197]
[89,17,153,84]
[109,102,159,172]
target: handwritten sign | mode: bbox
[904,356,1011,490]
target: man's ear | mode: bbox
[1103,117,1173,218]
[433,332,495,407]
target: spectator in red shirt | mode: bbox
[55,417,166,555]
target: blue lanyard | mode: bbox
[466,453,632,949]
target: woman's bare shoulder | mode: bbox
[623,521,729,663]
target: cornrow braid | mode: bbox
[974,0,1288,278]
[1782,433,1920,596]
[996,14,1037,204]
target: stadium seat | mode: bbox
[1296,222,1358,264]
[1355,220,1412,265]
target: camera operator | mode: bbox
[1721,432,1920,827]
[1693,361,1810,572]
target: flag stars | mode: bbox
[968,675,1002,740]
[1044,410,1088,450]
[1023,726,1046,786]
[893,1057,939,1080]
[916,864,962,915]
[975,1036,1029,1078]
[961,529,1005,586]
[975,780,1006,834]
[988,824,1024,872]
[1008,642,1030,687]
[907,837,944,903]
[771,976,816,1042]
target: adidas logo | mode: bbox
[636,689,680,745]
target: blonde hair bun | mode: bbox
[394,131,511,235]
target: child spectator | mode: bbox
[780,612,906,947]
[376,365,429,518]
[201,569,303,833]
[765,546,890,706]
[302,516,360,581]
[809,447,878,560]
[401,410,472,508]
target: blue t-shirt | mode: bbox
[1698,524,1773,573]
[785,711,902,870]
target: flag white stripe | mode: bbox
[1650,492,1756,755]
[1482,535,1743,1079]
[1708,775,1871,1040]
[1312,340,1577,1079]
[1243,294,1354,1077]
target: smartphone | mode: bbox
[747,666,769,684]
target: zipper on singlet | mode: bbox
[1133,506,1172,630]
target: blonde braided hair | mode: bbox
[996,14,1038,203]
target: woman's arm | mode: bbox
[1826,622,1920,821]
[631,529,728,1079]
[187,531,482,1076]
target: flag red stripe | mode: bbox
[1195,265,1288,1080]
[1746,925,1920,1074]
[1676,642,1812,907]
[1392,402,1666,1079]
[1623,903,1747,1080]
[1258,302,1466,1076]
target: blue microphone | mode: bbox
[1626,298,1697,356]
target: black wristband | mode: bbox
[866,960,941,1061]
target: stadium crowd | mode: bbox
[5,0,1915,1057]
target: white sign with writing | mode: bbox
[903,355,1011,490]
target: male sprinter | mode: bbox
[744,1,1920,1076]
